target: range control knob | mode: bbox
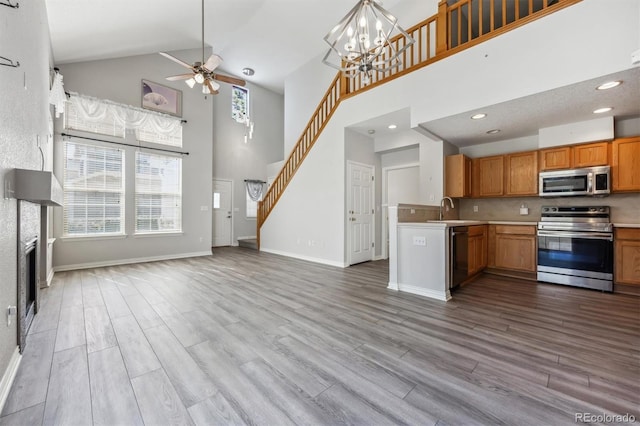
[551,207,558,212]
[542,207,549,212]
[599,207,606,212]
[589,207,596,212]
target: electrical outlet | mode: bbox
[7,306,16,326]
[413,236,426,246]
[473,205,479,212]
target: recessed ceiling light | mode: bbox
[471,113,487,120]
[367,129,375,135]
[486,129,500,134]
[388,124,397,129]
[596,81,621,90]
[593,107,613,114]
[242,67,255,76]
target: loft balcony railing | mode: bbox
[257,0,581,248]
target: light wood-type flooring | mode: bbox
[1,247,639,425]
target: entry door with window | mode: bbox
[347,162,374,265]
[212,179,233,246]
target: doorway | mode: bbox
[212,179,233,247]
[381,164,420,259]
[347,161,375,265]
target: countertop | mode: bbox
[399,220,538,226]
[613,223,640,228]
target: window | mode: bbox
[246,191,258,219]
[63,141,125,236]
[135,152,182,233]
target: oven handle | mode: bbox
[537,230,613,241]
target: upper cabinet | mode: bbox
[539,146,571,171]
[477,155,504,197]
[539,141,609,171]
[572,142,609,168]
[505,151,538,196]
[445,136,639,199]
[612,136,640,192]
[445,154,472,198]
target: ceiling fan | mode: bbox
[159,0,246,95]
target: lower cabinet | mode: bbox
[488,225,537,272]
[468,225,487,276]
[614,228,640,286]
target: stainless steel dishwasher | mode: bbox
[450,226,469,289]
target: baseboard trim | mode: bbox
[53,251,213,272]
[0,347,21,415]
[391,283,451,301]
[260,248,348,268]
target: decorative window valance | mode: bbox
[245,179,265,201]
[64,92,183,147]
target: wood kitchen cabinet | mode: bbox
[468,225,487,276]
[539,146,572,171]
[614,228,640,286]
[572,141,609,168]
[445,154,472,198]
[505,150,538,196]
[612,136,640,192]
[477,155,504,197]
[488,225,536,272]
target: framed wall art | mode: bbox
[142,79,182,117]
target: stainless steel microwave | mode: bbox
[539,165,610,197]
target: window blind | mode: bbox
[63,141,125,236]
[135,152,182,233]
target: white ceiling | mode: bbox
[45,0,640,147]
[348,67,640,146]
[44,0,406,95]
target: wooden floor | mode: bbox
[1,247,639,425]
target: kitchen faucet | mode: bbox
[439,196,454,220]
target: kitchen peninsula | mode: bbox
[388,204,537,301]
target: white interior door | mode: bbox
[348,162,374,265]
[212,179,233,247]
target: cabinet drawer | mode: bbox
[495,225,536,235]
[615,228,640,240]
[468,225,486,237]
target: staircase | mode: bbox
[257,0,581,249]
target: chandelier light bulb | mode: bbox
[359,16,366,27]
[194,73,205,84]
[185,78,196,88]
[376,20,382,31]
[347,26,354,37]
[202,84,210,94]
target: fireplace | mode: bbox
[17,200,40,353]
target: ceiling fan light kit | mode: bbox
[159,0,245,95]
[322,0,414,83]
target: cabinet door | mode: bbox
[612,137,640,192]
[615,228,640,286]
[494,234,536,272]
[539,147,571,171]
[505,151,538,196]
[572,142,609,168]
[478,156,504,197]
[445,154,471,198]
[468,235,479,276]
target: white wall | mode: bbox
[460,135,538,157]
[0,0,52,394]
[53,50,214,269]
[264,0,639,266]
[211,80,284,241]
[380,147,419,168]
[387,167,420,205]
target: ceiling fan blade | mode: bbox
[206,80,219,95]
[203,54,223,72]
[159,52,194,70]
[213,73,246,86]
[166,73,195,81]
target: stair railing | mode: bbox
[257,0,580,249]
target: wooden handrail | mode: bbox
[257,0,580,249]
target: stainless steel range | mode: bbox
[537,206,613,292]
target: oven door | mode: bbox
[537,230,613,281]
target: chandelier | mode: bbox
[322,0,415,84]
